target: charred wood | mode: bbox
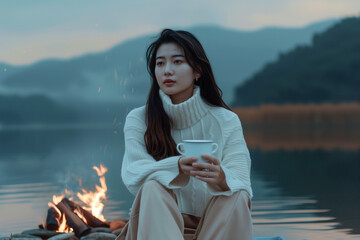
[46,207,60,231]
[57,200,91,237]
[61,198,109,228]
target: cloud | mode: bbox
[225,0,360,29]
[1,0,359,65]
[0,25,160,65]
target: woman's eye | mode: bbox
[174,60,182,64]
[156,61,163,66]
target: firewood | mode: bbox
[57,200,91,237]
[46,207,61,231]
[61,198,109,228]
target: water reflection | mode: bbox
[0,182,57,234]
[0,127,129,235]
[251,148,360,234]
[251,170,360,239]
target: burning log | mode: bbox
[46,207,61,231]
[44,164,111,235]
[62,198,109,228]
[56,199,91,237]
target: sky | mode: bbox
[1,0,360,65]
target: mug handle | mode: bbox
[211,143,218,154]
[177,143,185,154]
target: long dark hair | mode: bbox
[145,28,231,161]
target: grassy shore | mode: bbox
[233,102,360,128]
[233,102,360,151]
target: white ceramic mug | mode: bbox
[176,140,218,163]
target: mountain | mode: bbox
[232,17,360,106]
[0,94,77,124]
[0,19,338,106]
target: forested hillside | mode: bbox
[233,17,360,106]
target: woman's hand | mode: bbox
[190,154,230,191]
[178,156,199,176]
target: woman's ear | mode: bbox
[194,67,202,79]
[195,72,201,79]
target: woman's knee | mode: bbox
[141,180,178,204]
[141,179,171,198]
[217,190,251,211]
[236,190,252,210]
[141,179,163,193]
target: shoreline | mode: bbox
[233,102,360,128]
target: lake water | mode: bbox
[0,125,359,239]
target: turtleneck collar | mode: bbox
[159,86,209,129]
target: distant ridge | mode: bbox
[0,18,338,106]
[0,94,77,124]
[232,17,360,106]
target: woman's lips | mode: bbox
[164,80,175,87]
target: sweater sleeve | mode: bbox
[121,109,189,196]
[207,115,253,198]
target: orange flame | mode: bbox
[52,194,65,204]
[47,164,108,231]
[77,164,108,221]
[58,214,73,233]
[74,208,88,225]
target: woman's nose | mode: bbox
[164,63,174,75]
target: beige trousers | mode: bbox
[117,180,253,240]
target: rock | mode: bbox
[90,228,112,234]
[109,220,126,231]
[111,228,122,236]
[10,234,42,240]
[80,233,116,240]
[48,233,75,240]
[0,236,10,240]
[22,229,61,238]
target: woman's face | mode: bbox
[155,42,200,104]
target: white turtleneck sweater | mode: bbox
[121,86,252,217]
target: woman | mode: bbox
[118,29,253,240]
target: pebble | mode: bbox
[111,229,122,236]
[48,233,75,240]
[22,229,61,238]
[10,234,42,240]
[90,228,112,234]
[80,233,117,240]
